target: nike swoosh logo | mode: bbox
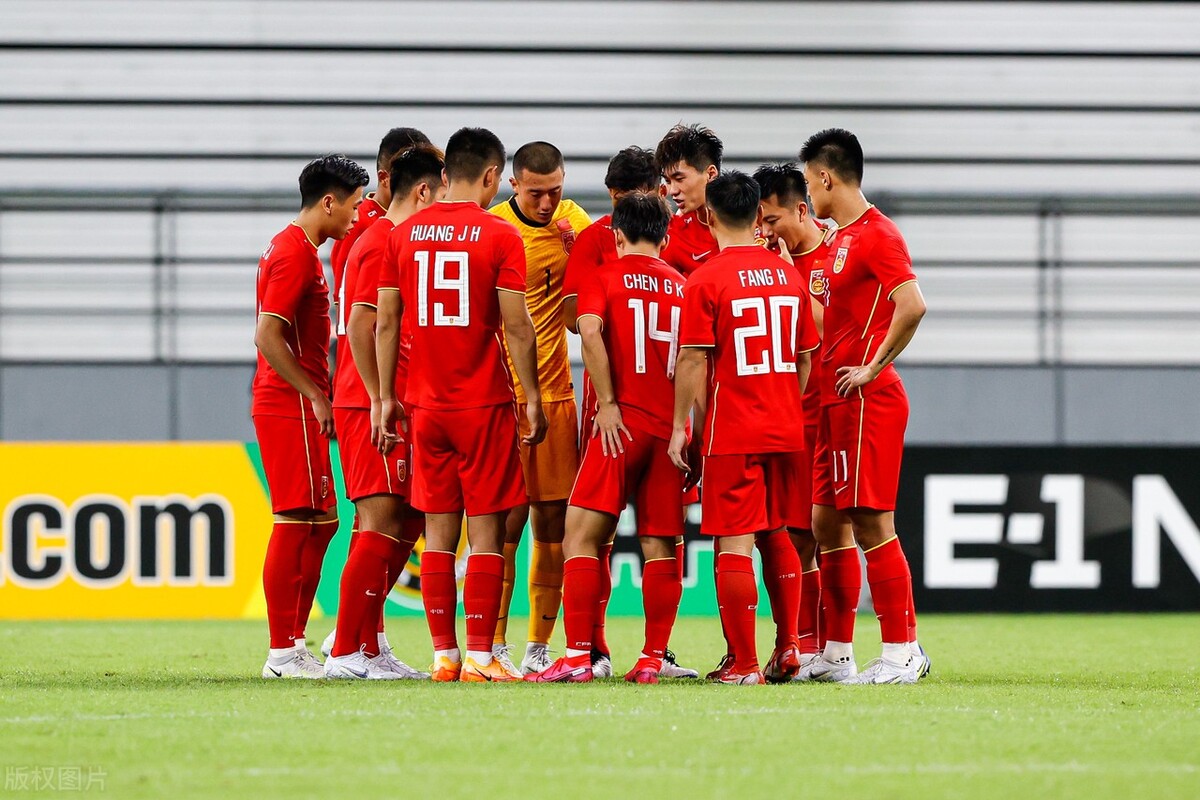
[541,615,557,621]
[267,666,282,677]
[349,667,368,678]
[366,590,377,596]
[834,486,849,494]
[690,250,712,261]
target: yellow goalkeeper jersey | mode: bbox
[489,197,592,404]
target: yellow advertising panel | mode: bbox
[0,443,273,619]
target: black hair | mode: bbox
[753,162,809,206]
[512,141,564,176]
[298,155,370,208]
[444,127,506,183]
[799,128,865,185]
[655,123,723,174]
[704,170,760,228]
[387,145,445,198]
[611,192,671,246]
[604,146,660,192]
[377,127,431,171]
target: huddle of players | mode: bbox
[253,121,930,685]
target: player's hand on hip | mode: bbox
[667,428,690,473]
[593,401,632,458]
[523,399,548,446]
[311,394,335,439]
[834,365,877,398]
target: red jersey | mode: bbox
[333,217,394,410]
[386,201,527,411]
[331,194,385,295]
[563,214,616,299]
[660,210,718,278]
[576,253,684,440]
[252,223,332,418]
[793,224,836,424]
[819,206,917,406]
[680,245,820,456]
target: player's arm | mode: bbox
[578,314,632,456]
[835,281,926,397]
[375,289,403,451]
[254,314,334,437]
[564,295,579,334]
[668,346,707,473]
[499,289,548,445]
[347,300,387,443]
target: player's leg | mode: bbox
[253,414,332,679]
[789,528,823,667]
[758,451,808,683]
[493,502,527,668]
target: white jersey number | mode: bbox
[731,295,801,376]
[415,251,470,327]
[628,298,681,378]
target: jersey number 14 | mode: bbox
[628,298,680,377]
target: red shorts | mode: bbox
[252,414,334,514]
[410,403,526,516]
[333,407,411,502]
[812,380,908,511]
[789,421,818,532]
[700,451,807,536]
[569,425,684,537]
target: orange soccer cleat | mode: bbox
[460,656,520,683]
[430,655,462,683]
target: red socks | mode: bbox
[463,553,505,652]
[821,546,861,643]
[379,521,421,634]
[906,570,918,644]
[675,539,686,581]
[799,566,823,654]
[421,549,458,651]
[864,536,913,644]
[756,531,801,647]
[591,542,613,655]
[332,530,393,657]
[263,521,308,649]
[641,557,682,659]
[294,518,337,641]
[715,551,758,672]
[563,556,601,652]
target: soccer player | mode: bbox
[381,127,547,683]
[254,155,368,679]
[655,124,722,277]
[799,128,929,684]
[330,127,432,290]
[753,162,847,677]
[669,171,820,685]
[322,146,446,680]
[489,142,591,675]
[527,192,685,684]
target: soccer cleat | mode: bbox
[520,642,554,676]
[261,649,326,679]
[705,653,735,682]
[624,657,662,684]
[491,644,523,679]
[912,643,932,680]
[844,656,921,685]
[764,642,803,684]
[324,649,402,680]
[373,647,430,680]
[796,651,858,683]
[430,655,462,683]
[461,655,521,683]
[591,649,613,679]
[320,628,337,659]
[658,649,700,679]
[523,656,593,683]
[716,668,766,685]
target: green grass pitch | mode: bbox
[1,614,1197,799]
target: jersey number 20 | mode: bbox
[731,296,800,376]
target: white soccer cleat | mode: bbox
[591,649,613,679]
[320,629,337,659]
[658,649,700,679]
[491,644,523,679]
[796,651,858,683]
[844,656,921,685]
[262,648,326,679]
[520,642,554,675]
[324,648,402,680]
[912,643,932,680]
[372,648,430,680]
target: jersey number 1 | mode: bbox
[415,251,469,327]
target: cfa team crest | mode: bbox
[833,236,852,274]
[396,459,407,484]
[810,269,827,297]
[555,218,576,254]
